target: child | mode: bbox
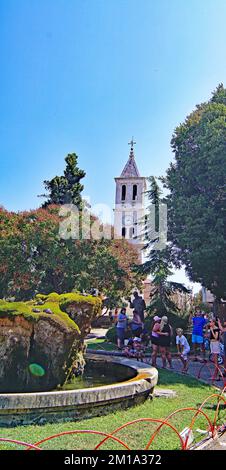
[123,337,134,357]
[123,336,144,361]
[133,337,145,361]
[176,328,190,373]
[209,319,221,381]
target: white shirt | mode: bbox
[176,335,190,351]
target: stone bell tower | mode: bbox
[114,138,146,261]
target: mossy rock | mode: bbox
[36,293,60,302]
[58,293,102,337]
[0,299,79,332]
[0,292,102,392]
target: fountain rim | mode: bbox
[0,354,158,400]
[0,354,158,425]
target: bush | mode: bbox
[106,326,117,343]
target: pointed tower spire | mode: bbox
[120,137,140,177]
[128,136,136,158]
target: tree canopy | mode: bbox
[165,84,226,300]
[135,177,189,316]
[0,206,142,303]
[42,153,86,208]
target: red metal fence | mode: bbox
[0,384,225,451]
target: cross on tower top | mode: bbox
[119,137,140,177]
[128,137,136,151]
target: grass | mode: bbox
[0,370,224,450]
[86,339,116,351]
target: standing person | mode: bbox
[209,318,221,381]
[218,317,226,377]
[108,310,114,324]
[114,307,119,324]
[130,310,144,337]
[176,328,190,373]
[150,316,161,367]
[191,307,208,361]
[158,316,173,369]
[130,291,146,322]
[116,307,128,349]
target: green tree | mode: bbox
[42,153,86,208]
[0,207,142,302]
[135,177,189,316]
[165,84,226,301]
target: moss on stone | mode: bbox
[0,299,79,332]
[59,292,102,316]
[0,301,37,321]
[0,292,101,334]
[36,293,60,302]
[0,292,102,392]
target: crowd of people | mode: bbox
[115,298,226,378]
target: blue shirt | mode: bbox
[117,313,127,329]
[192,316,207,336]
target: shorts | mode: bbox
[116,328,125,341]
[192,334,203,344]
[210,341,221,355]
[151,336,159,346]
[131,327,143,337]
[180,348,190,361]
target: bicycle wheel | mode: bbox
[218,355,224,366]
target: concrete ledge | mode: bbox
[0,354,158,426]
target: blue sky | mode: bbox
[1,0,226,213]
[1,0,226,290]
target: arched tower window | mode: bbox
[122,227,126,238]
[132,184,137,200]
[129,227,134,239]
[121,185,126,201]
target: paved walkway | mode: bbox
[88,327,226,388]
[153,356,226,389]
[203,432,226,450]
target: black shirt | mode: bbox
[159,324,171,347]
[210,327,220,341]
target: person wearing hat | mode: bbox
[123,336,143,360]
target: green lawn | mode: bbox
[86,338,116,351]
[0,370,224,450]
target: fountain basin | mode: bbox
[0,354,158,426]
